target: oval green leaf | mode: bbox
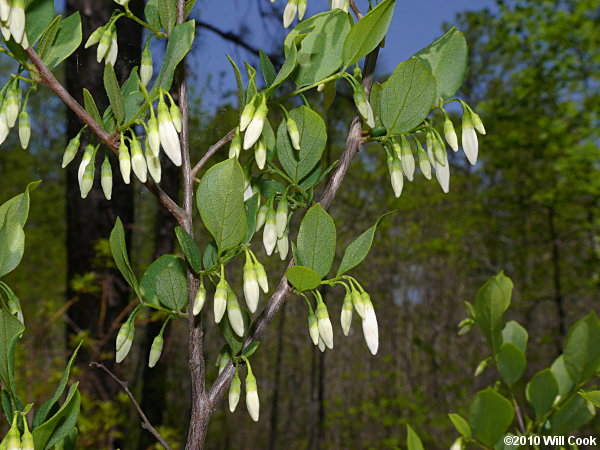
[156,265,188,311]
[526,369,558,419]
[497,342,526,386]
[296,204,336,278]
[140,255,187,307]
[175,227,202,273]
[286,266,322,292]
[469,388,514,447]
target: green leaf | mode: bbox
[218,308,250,355]
[342,0,396,67]
[151,20,195,94]
[259,50,276,88]
[526,369,558,419]
[104,64,125,125]
[497,342,526,386]
[0,308,24,395]
[158,0,177,34]
[140,255,187,308]
[550,355,574,399]
[298,163,322,190]
[33,342,81,428]
[380,58,437,135]
[501,320,528,354]
[579,390,600,408]
[296,204,336,278]
[244,194,259,244]
[226,55,244,111]
[563,311,600,384]
[36,16,61,62]
[26,0,55,45]
[474,272,513,353]
[203,242,218,271]
[0,180,39,229]
[551,395,595,435]
[0,219,25,279]
[276,106,327,183]
[42,12,82,69]
[121,68,144,125]
[53,427,78,450]
[285,10,352,87]
[175,227,202,273]
[156,265,188,311]
[244,62,257,104]
[196,158,247,253]
[269,38,297,91]
[242,341,260,358]
[286,266,322,292]
[83,89,103,125]
[406,424,424,450]
[1,387,12,423]
[337,211,395,276]
[255,178,285,199]
[109,218,141,299]
[469,388,514,447]
[144,0,160,30]
[413,27,468,100]
[448,413,471,439]
[32,383,80,450]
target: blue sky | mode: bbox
[190,0,496,109]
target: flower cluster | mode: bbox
[85,22,118,66]
[256,195,291,259]
[228,361,260,422]
[0,411,34,450]
[0,79,29,149]
[0,0,28,48]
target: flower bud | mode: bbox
[116,319,134,363]
[145,144,162,183]
[275,197,288,238]
[243,257,260,313]
[254,260,269,293]
[214,277,228,323]
[461,111,478,165]
[106,28,118,66]
[283,0,298,28]
[450,437,463,450]
[79,147,95,198]
[227,290,245,337]
[18,110,30,149]
[318,336,326,352]
[416,139,431,180]
[434,141,450,194]
[118,138,131,184]
[97,26,112,63]
[147,114,160,157]
[399,135,415,181]
[229,130,241,159]
[353,88,375,128]
[140,45,153,86]
[240,97,256,132]
[443,115,458,151]
[130,136,148,183]
[361,295,379,355]
[5,415,20,450]
[20,415,34,450]
[340,291,353,336]
[101,154,113,200]
[263,204,277,256]
[308,313,319,345]
[243,101,267,150]
[193,279,206,315]
[0,0,10,22]
[170,102,182,133]
[158,98,182,166]
[316,301,334,349]
[0,21,10,42]
[245,367,260,421]
[256,204,268,231]
[457,318,474,336]
[229,372,241,412]
[286,117,301,151]
[351,288,365,319]
[331,0,349,12]
[20,30,28,49]
[387,153,403,198]
[85,26,104,49]
[255,137,267,169]
[62,132,82,168]
[277,231,289,260]
[0,108,8,145]
[474,358,488,377]
[298,0,307,19]
[471,112,486,135]
[148,333,164,368]
[9,0,26,44]
[5,84,21,128]
[216,348,231,374]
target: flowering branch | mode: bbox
[190,127,237,178]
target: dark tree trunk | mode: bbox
[64,0,142,399]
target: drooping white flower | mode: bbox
[101,154,113,200]
[283,0,298,28]
[308,313,319,345]
[340,292,353,336]
[298,0,307,20]
[62,132,82,168]
[227,290,245,337]
[239,96,256,132]
[263,204,277,256]
[147,114,160,157]
[193,280,206,315]
[0,0,10,22]
[277,231,289,260]
[256,204,268,231]
[145,145,161,183]
[472,112,486,135]
[5,83,21,127]
[318,336,326,352]
[361,296,379,355]
[444,115,459,151]
[255,137,267,169]
[254,260,269,293]
[140,45,153,86]
[275,197,288,238]
[214,277,228,323]
[0,21,10,43]
[130,136,148,183]
[116,319,134,363]
[461,111,478,165]
[148,333,164,368]
[331,0,349,12]
[243,255,260,313]
[316,301,334,349]
[416,139,432,180]
[78,144,94,187]
[387,154,403,198]
[245,367,260,421]
[353,88,375,128]
[105,29,118,66]
[80,154,96,199]
[97,27,112,63]
[118,138,131,184]
[433,141,450,193]
[169,102,182,133]
[9,0,26,44]
[157,98,182,166]
[243,102,268,150]
[286,117,301,150]
[229,372,241,412]
[351,289,365,319]
[18,110,30,149]
[229,131,241,159]
[399,135,415,181]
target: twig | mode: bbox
[349,0,364,19]
[24,46,185,223]
[90,362,171,449]
[207,44,381,408]
[190,127,236,178]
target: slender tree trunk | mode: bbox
[64,0,142,405]
[268,304,287,450]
